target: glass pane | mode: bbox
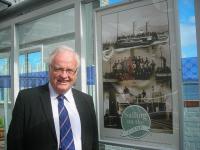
[19,51,47,89]
[17,8,75,91]
[179,1,199,97]
[0,28,11,49]
[179,0,197,58]
[0,53,10,149]
[19,54,27,74]
[28,51,41,73]
[18,8,75,45]
[179,0,200,150]
[0,57,10,102]
[17,8,75,89]
[0,58,9,75]
[179,0,198,100]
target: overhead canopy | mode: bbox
[0,0,98,23]
[0,0,12,12]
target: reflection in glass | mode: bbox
[0,28,11,49]
[0,58,9,75]
[19,54,26,74]
[28,51,42,73]
[18,8,75,45]
[0,57,10,102]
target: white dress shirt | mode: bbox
[49,83,82,150]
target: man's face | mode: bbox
[49,51,78,94]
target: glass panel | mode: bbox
[18,8,75,45]
[19,54,27,74]
[0,58,9,76]
[0,53,10,149]
[0,57,10,104]
[17,8,75,90]
[0,27,11,149]
[179,0,200,149]
[19,50,47,89]
[179,0,197,58]
[0,28,11,49]
[28,51,42,73]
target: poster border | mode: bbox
[95,0,181,149]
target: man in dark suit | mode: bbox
[7,46,98,150]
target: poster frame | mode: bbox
[95,0,181,149]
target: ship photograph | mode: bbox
[101,1,173,134]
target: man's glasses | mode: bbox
[51,65,77,76]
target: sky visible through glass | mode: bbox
[19,51,41,74]
[179,0,197,58]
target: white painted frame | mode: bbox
[95,0,181,149]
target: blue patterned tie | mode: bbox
[57,95,75,150]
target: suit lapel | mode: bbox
[39,84,57,144]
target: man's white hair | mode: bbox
[48,45,80,68]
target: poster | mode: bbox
[96,0,180,149]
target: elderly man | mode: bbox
[7,46,98,150]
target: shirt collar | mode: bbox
[48,83,73,102]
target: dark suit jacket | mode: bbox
[7,84,98,150]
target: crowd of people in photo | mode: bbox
[104,55,156,80]
[155,55,171,74]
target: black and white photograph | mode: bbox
[102,0,172,133]
[96,0,180,149]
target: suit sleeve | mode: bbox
[7,91,25,150]
[88,96,99,150]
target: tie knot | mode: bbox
[57,95,65,101]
